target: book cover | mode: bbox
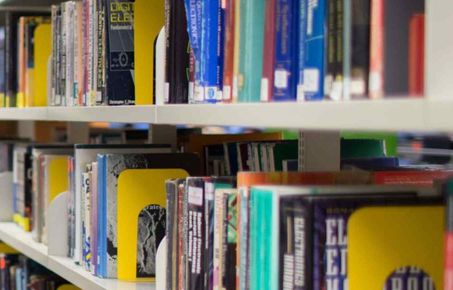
[408,13,424,97]
[223,189,238,290]
[33,23,52,107]
[303,0,326,100]
[273,0,298,102]
[260,0,276,102]
[82,165,92,271]
[105,0,135,105]
[100,153,201,278]
[90,161,98,275]
[349,206,443,290]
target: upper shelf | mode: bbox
[0,98,452,132]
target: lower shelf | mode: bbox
[0,222,155,290]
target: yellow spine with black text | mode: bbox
[134,0,165,105]
[117,169,189,281]
[348,206,444,290]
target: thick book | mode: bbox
[272,0,298,101]
[237,0,265,102]
[104,0,135,105]
[98,153,201,279]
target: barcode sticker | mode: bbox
[274,69,289,89]
[164,83,170,103]
[223,85,232,101]
[297,84,305,101]
[188,186,203,206]
[303,69,320,92]
[261,78,269,102]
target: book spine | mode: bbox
[204,181,214,290]
[261,0,276,102]
[184,0,204,103]
[348,0,371,99]
[200,0,222,102]
[50,6,57,106]
[17,17,25,108]
[238,187,250,290]
[96,0,106,104]
[232,0,241,102]
[325,0,343,101]
[5,12,13,107]
[177,181,186,290]
[408,14,424,97]
[61,4,67,106]
[223,191,238,290]
[105,0,135,105]
[186,179,205,290]
[368,0,384,99]
[237,0,265,102]
[279,197,311,290]
[90,162,98,275]
[273,0,298,102]
[81,170,92,271]
[213,187,223,289]
[97,155,107,278]
[166,181,177,290]
[303,0,326,100]
[445,180,453,290]
[164,0,172,104]
[222,0,235,102]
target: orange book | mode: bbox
[408,14,425,97]
[368,0,384,99]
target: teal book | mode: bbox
[237,0,265,102]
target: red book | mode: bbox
[260,0,276,102]
[222,0,235,102]
[408,14,425,97]
[373,170,452,186]
[368,0,384,99]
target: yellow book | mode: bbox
[0,242,18,254]
[57,285,80,290]
[47,156,69,203]
[134,0,165,105]
[349,206,444,290]
[117,169,189,281]
[33,24,52,107]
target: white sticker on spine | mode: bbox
[188,186,203,206]
[303,68,320,93]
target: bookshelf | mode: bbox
[0,222,155,290]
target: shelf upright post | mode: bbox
[298,131,341,171]
[149,124,177,151]
[426,0,453,99]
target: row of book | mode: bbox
[0,244,76,290]
[164,171,449,290]
[166,0,426,103]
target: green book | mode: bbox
[237,0,265,102]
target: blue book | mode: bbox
[302,0,326,100]
[184,0,204,102]
[273,0,299,101]
[201,0,222,102]
[97,154,107,278]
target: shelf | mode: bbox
[0,222,155,290]
[0,98,451,132]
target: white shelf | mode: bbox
[0,222,155,290]
[0,98,451,132]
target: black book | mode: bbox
[105,0,135,105]
[165,0,190,104]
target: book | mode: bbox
[237,0,265,102]
[408,13,425,97]
[222,0,235,102]
[260,0,276,102]
[303,0,326,100]
[104,0,135,105]
[98,153,201,279]
[72,144,171,265]
[272,0,298,101]
[445,178,453,289]
[368,0,384,99]
[12,144,32,231]
[349,205,443,289]
[164,0,190,104]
